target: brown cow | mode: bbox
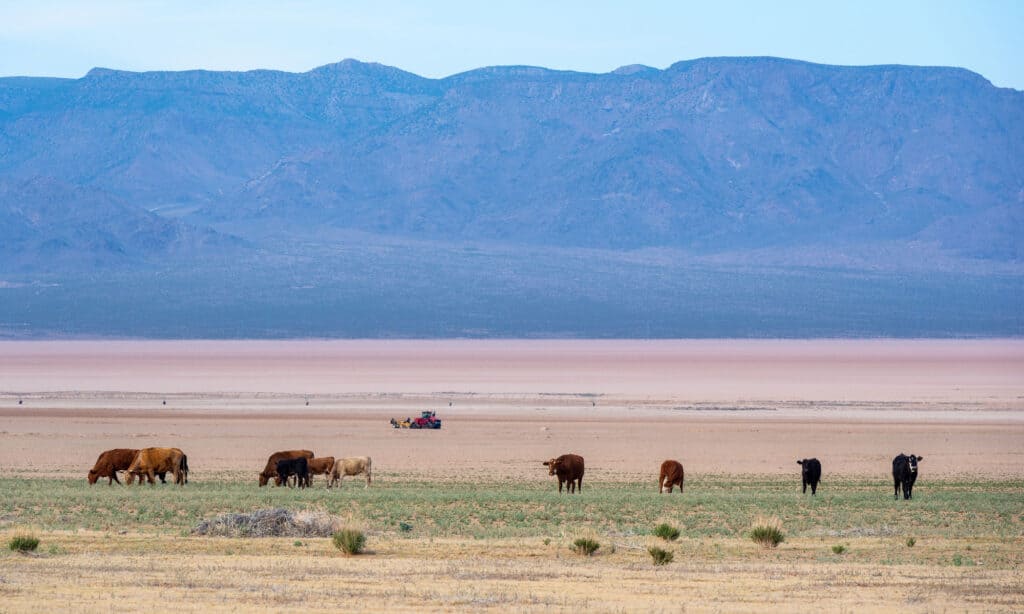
[543,454,584,493]
[328,456,372,488]
[125,447,188,486]
[659,459,685,493]
[87,448,139,485]
[259,450,315,487]
[306,456,335,486]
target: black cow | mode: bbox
[797,458,822,495]
[892,453,923,500]
[275,457,310,488]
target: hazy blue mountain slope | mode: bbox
[0,57,1021,337]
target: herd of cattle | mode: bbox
[88,447,925,499]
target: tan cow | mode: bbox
[125,447,188,486]
[328,456,372,488]
[306,456,335,487]
[259,450,315,487]
[659,459,685,493]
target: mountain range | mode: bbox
[0,57,1021,337]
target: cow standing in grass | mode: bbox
[87,448,139,485]
[307,456,335,486]
[126,447,188,486]
[797,458,822,495]
[276,457,310,488]
[659,460,685,493]
[329,456,372,488]
[892,453,923,500]
[543,454,585,493]
[259,450,314,487]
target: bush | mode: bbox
[749,516,785,549]
[571,537,600,556]
[652,523,681,541]
[333,529,366,555]
[398,522,413,533]
[831,544,847,554]
[8,534,39,553]
[648,546,674,566]
[905,537,916,548]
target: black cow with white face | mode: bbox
[797,458,821,495]
[892,453,923,500]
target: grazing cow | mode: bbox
[125,447,188,486]
[797,458,822,495]
[258,450,315,487]
[543,454,585,493]
[275,457,310,488]
[87,448,139,485]
[892,453,923,500]
[329,456,372,488]
[659,460,685,493]
[307,456,335,486]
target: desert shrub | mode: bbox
[333,529,366,555]
[652,523,681,541]
[398,522,413,533]
[831,544,847,554]
[8,534,39,553]
[648,546,674,566]
[193,509,338,538]
[905,537,916,548]
[749,516,784,548]
[571,537,600,556]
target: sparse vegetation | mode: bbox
[398,522,413,533]
[333,529,366,555]
[750,516,785,548]
[832,544,847,554]
[906,537,916,548]
[648,546,674,565]
[572,537,600,556]
[8,534,39,553]
[652,523,681,541]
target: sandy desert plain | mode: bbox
[0,338,1022,612]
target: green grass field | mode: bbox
[3,475,1021,545]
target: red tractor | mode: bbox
[398,410,441,429]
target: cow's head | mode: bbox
[87,470,99,485]
[543,458,560,475]
[258,472,270,487]
[908,455,922,472]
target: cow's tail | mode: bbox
[366,457,372,485]
[179,454,189,485]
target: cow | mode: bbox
[125,447,188,486]
[87,448,139,485]
[307,456,335,486]
[258,450,314,487]
[275,457,310,488]
[328,456,372,488]
[659,460,685,493]
[543,454,584,493]
[892,453,923,500]
[797,458,822,495]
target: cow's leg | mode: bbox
[894,477,900,499]
[802,479,808,494]
[558,479,563,493]
[811,480,817,495]
[364,471,370,488]
[578,477,582,493]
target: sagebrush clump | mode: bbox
[652,523,681,541]
[8,534,39,553]
[749,516,784,548]
[333,529,366,555]
[648,546,674,566]
[572,537,600,556]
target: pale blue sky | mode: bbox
[2,1,1022,89]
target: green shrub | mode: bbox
[749,516,784,549]
[831,544,846,554]
[652,523,681,541]
[332,529,366,555]
[571,537,600,556]
[8,534,39,553]
[648,546,674,566]
[398,522,413,533]
[905,537,916,548]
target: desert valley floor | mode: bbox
[1,339,1022,612]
